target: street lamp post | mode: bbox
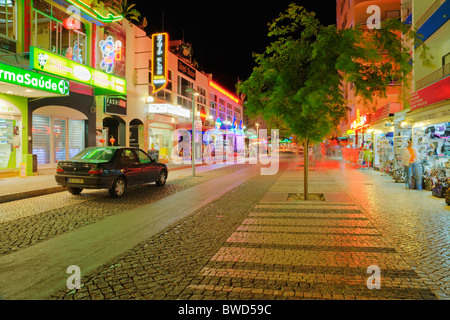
[186,88,200,177]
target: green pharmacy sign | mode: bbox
[0,62,69,95]
[30,47,126,95]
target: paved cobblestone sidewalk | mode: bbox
[0,163,238,256]
[49,157,445,300]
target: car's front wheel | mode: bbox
[68,187,83,195]
[109,177,126,198]
[156,170,167,187]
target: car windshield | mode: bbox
[72,148,116,161]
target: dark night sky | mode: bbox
[133,1,337,93]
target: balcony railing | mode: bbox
[416,0,446,29]
[416,62,450,90]
[0,52,30,69]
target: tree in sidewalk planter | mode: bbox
[237,4,431,201]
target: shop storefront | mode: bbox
[370,103,401,172]
[371,75,450,197]
[0,96,27,171]
[29,92,95,168]
[27,42,126,167]
[0,60,70,174]
[406,104,450,192]
[148,104,187,163]
[343,109,373,166]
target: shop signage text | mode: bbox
[151,33,169,94]
[351,109,368,130]
[30,47,126,95]
[410,76,450,111]
[104,97,127,116]
[0,62,69,96]
[149,104,190,118]
[178,60,196,81]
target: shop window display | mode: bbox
[413,122,450,196]
[0,119,14,168]
[375,132,394,172]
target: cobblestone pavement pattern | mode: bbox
[328,161,450,298]
[0,164,244,256]
[49,156,447,300]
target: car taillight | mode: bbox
[56,165,64,173]
[88,165,104,175]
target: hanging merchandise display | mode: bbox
[374,132,394,173]
[412,122,450,197]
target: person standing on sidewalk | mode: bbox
[402,140,422,190]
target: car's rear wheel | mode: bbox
[156,170,167,187]
[68,187,83,195]
[109,177,126,198]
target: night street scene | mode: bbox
[1,0,450,315]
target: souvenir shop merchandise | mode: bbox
[413,122,450,198]
[393,124,412,170]
[374,132,394,173]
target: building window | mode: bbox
[32,0,87,64]
[156,90,173,104]
[177,76,194,98]
[0,0,16,41]
[443,53,450,67]
[385,10,400,20]
[196,85,207,105]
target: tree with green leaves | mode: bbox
[237,3,430,200]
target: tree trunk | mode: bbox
[304,139,309,201]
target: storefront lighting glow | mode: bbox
[350,109,368,130]
[149,104,190,118]
[66,0,123,24]
[209,81,239,103]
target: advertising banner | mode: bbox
[30,46,126,95]
[410,77,450,110]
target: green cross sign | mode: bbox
[0,62,69,96]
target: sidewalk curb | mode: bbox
[0,164,209,204]
[0,186,66,204]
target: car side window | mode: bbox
[137,150,152,164]
[120,149,139,165]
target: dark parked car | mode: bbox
[55,147,168,198]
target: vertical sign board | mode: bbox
[151,33,169,94]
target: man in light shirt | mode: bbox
[402,140,422,190]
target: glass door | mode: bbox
[53,118,66,163]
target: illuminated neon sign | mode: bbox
[350,109,368,130]
[215,118,222,130]
[66,0,123,24]
[209,81,239,103]
[99,36,123,74]
[30,47,126,95]
[151,33,169,94]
